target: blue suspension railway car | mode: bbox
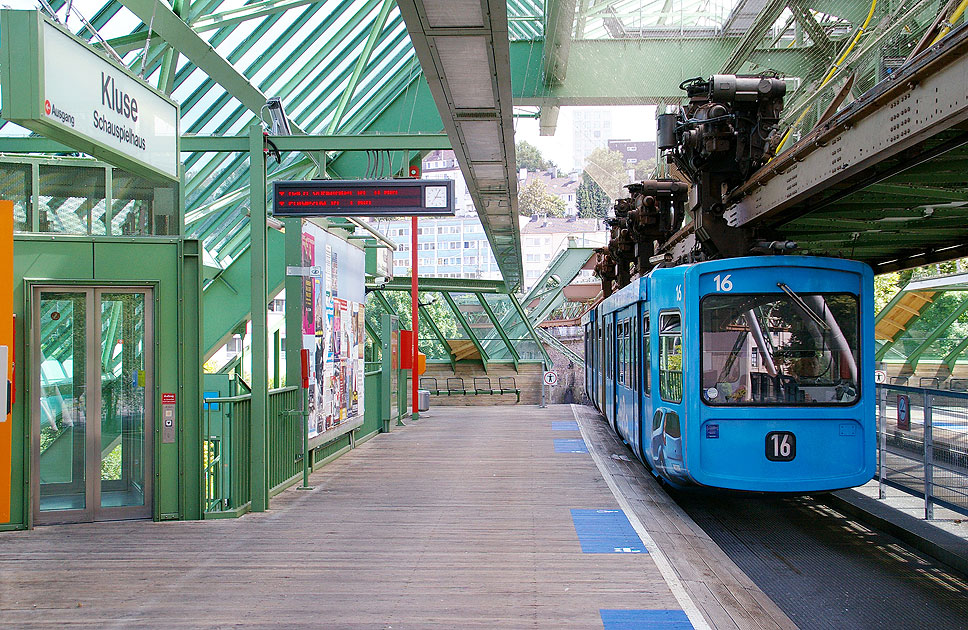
[583,256,876,493]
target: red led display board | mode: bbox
[272,179,455,217]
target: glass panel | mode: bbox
[38,291,87,512]
[38,165,106,234]
[700,293,859,405]
[100,293,147,509]
[112,171,179,236]
[0,162,31,232]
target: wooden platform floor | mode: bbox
[0,405,794,629]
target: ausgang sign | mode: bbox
[0,10,179,181]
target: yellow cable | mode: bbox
[775,0,878,155]
[931,0,968,45]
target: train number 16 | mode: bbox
[713,274,733,292]
[766,431,796,462]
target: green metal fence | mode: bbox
[203,386,301,515]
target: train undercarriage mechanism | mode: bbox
[596,74,791,297]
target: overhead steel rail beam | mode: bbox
[0,134,452,154]
[537,0,579,135]
[726,22,968,273]
[397,0,524,290]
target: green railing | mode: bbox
[203,386,300,515]
[203,371,385,517]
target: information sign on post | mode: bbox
[897,394,910,431]
[0,10,180,182]
[543,371,558,386]
[272,179,456,217]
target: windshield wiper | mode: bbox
[777,282,829,331]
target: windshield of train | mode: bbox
[700,293,859,405]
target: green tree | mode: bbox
[583,147,629,200]
[576,175,611,218]
[516,140,552,172]
[518,178,565,217]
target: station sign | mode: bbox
[0,10,179,182]
[272,179,456,217]
[897,394,910,431]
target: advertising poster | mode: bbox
[302,224,365,439]
[301,233,315,335]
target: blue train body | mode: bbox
[583,256,876,493]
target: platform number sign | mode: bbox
[897,394,910,431]
[765,431,796,462]
[543,371,558,386]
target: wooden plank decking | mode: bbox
[0,405,794,629]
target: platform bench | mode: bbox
[446,377,467,396]
[498,377,521,403]
[419,377,441,396]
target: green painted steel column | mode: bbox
[249,124,269,512]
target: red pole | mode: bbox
[411,215,419,417]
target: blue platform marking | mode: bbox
[554,438,588,453]
[552,420,580,431]
[600,609,693,629]
[571,509,646,553]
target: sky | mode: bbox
[513,105,659,173]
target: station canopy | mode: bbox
[0,0,956,285]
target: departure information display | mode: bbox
[272,179,455,217]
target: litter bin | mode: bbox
[418,389,431,412]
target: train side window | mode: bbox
[642,311,651,395]
[629,316,637,392]
[659,311,683,403]
[652,410,662,432]
[617,320,624,385]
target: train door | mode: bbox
[597,321,604,410]
[629,312,640,454]
[604,316,616,428]
[616,316,629,442]
[652,310,685,477]
[638,305,652,463]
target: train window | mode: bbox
[700,293,860,405]
[642,312,651,395]
[617,320,625,385]
[652,410,662,432]
[629,316,636,391]
[659,311,683,403]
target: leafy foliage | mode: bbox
[515,141,553,172]
[518,178,566,217]
[576,175,611,218]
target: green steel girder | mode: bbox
[720,0,787,73]
[190,0,319,31]
[475,291,519,371]
[371,277,508,294]
[117,0,276,117]
[419,302,457,372]
[875,290,935,362]
[202,228,286,359]
[903,297,968,369]
[943,335,968,367]
[441,291,489,371]
[536,326,583,367]
[180,134,451,153]
[510,39,827,105]
[365,315,381,345]
[327,0,395,134]
[508,292,552,367]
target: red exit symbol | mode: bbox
[45,100,51,115]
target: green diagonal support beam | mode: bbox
[943,335,968,367]
[191,0,319,31]
[475,292,518,372]
[904,297,968,369]
[509,292,552,367]
[419,302,457,373]
[875,292,937,361]
[327,0,394,134]
[118,0,276,118]
[441,292,489,372]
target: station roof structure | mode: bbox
[3,0,968,299]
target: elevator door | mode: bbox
[33,287,153,524]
